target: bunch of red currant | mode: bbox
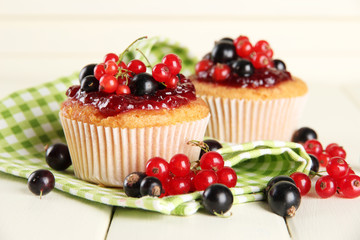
[79,37,183,96]
[195,35,286,82]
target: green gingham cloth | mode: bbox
[0,38,311,216]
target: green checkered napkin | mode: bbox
[0,38,311,216]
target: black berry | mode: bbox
[267,181,301,217]
[140,176,163,197]
[265,175,295,195]
[81,75,99,93]
[291,127,318,144]
[309,154,320,176]
[123,172,147,198]
[199,139,223,159]
[202,183,233,215]
[129,73,159,96]
[45,143,72,171]
[27,169,55,197]
[219,37,234,43]
[273,59,286,71]
[211,42,237,64]
[231,59,254,77]
[79,63,97,83]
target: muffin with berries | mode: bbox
[60,38,210,187]
[191,35,307,143]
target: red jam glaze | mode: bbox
[66,75,196,117]
[196,67,292,88]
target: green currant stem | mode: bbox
[213,211,232,218]
[310,171,324,177]
[117,36,147,65]
[187,140,210,153]
[135,48,153,69]
[39,190,43,199]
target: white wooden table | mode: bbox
[1,1,360,239]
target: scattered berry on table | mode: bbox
[123,172,147,198]
[326,157,349,180]
[27,169,55,198]
[303,139,323,157]
[202,183,234,216]
[140,176,163,197]
[291,127,317,144]
[169,154,191,177]
[267,181,301,217]
[145,157,169,182]
[200,151,224,172]
[308,154,320,176]
[317,152,331,168]
[167,177,191,195]
[326,144,347,159]
[337,174,360,198]
[290,172,311,196]
[265,175,295,195]
[199,139,223,158]
[315,175,337,198]
[45,143,72,171]
[194,169,218,191]
[216,167,237,188]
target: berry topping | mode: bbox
[104,53,119,63]
[252,52,271,69]
[210,64,231,82]
[152,63,171,83]
[115,84,131,95]
[195,59,214,75]
[99,74,119,93]
[235,39,253,58]
[80,75,99,93]
[104,60,119,76]
[127,59,147,75]
[94,63,106,80]
[273,59,286,71]
[254,40,273,58]
[231,59,254,77]
[211,41,237,63]
[162,54,182,75]
[128,72,159,96]
[45,143,72,171]
[27,169,55,198]
[79,64,96,83]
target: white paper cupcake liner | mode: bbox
[201,95,307,143]
[59,113,209,187]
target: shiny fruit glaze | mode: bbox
[66,74,196,117]
[196,67,292,88]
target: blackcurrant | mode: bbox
[199,139,223,159]
[202,183,233,215]
[231,59,254,77]
[273,59,286,71]
[27,169,55,197]
[219,37,234,43]
[267,181,301,217]
[129,73,159,96]
[81,75,99,93]
[291,127,318,144]
[265,175,295,195]
[123,172,147,198]
[45,143,72,171]
[309,154,320,176]
[211,41,237,64]
[79,63,97,83]
[140,176,163,197]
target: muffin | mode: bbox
[59,43,209,187]
[191,35,307,143]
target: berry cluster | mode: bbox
[79,37,182,96]
[195,35,286,82]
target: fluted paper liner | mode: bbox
[201,95,307,143]
[59,114,209,187]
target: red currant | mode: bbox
[317,152,331,167]
[254,40,273,58]
[104,60,119,76]
[326,157,349,179]
[325,143,339,153]
[349,168,355,175]
[188,170,196,192]
[116,85,131,95]
[169,154,190,177]
[167,177,191,195]
[165,75,179,89]
[235,40,253,58]
[99,74,119,93]
[194,169,217,191]
[337,175,360,198]
[290,172,311,196]
[127,59,146,75]
[117,76,127,85]
[327,145,347,159]
[104,53,119,63]
[234,35,249,47]
[210,64,231,82]
[195,59,213,75]
[94,63,106,80]
[303,139,323,156]
[118,61,127,69]
[152,63,171,83]
[315,175,337,198]
[200,151,224,172]
[216,167,237,188]
[162,54,182,75]
[145,157,170,182]
[251,52,271,69]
